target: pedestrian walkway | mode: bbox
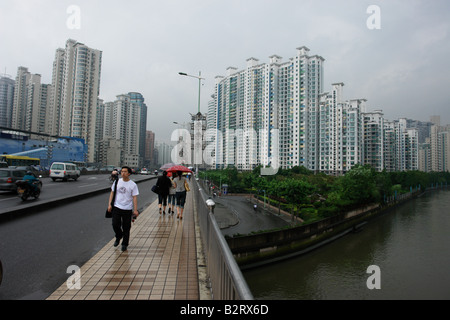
[47,185,208,300]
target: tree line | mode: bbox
[199,165,450,224]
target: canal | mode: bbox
[243,189,450,299]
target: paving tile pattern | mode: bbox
[47,189,199,300]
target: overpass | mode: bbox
[1,176,253,300]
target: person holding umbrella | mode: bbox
[165,165,192,219]
[168,171,177,214]
[173,170,189,219]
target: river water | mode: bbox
[243,189,450,300]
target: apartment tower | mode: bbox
[47,39,102,163]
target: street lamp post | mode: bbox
[179,71,205,176]
[178,71,204,114]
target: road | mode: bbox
[0,174,154,214]
[214,195,292,237]
[0,175,157,300]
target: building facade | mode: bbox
[99,93,145,167]
[144,130,155,168]
[11,67,49,134]
[0,75,15,128]
[129,92,148,166]
[210,47,324,172]
[47,39,102,163]
[208,46,428,174]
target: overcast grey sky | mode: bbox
[1,0,449,144]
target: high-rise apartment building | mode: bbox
[100,94,144,167]
[145,130,155,167]
[363,109,385,172]
[209,46,427,174]
[129,92,147,166]
[0,74,15,128]
[47,39,102,163]
[318,83,366,175]
[428,116,450,172]
[383,118,419,172]
[211,47,324,171]
[11,67,49,135]
[156,142,173,166]
[11,66,30,130]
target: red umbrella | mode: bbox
[166,165,193,173]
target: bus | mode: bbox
[0,155,40,167]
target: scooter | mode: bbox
[16,179,42,201]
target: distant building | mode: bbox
[145,130,155,167]
[318,83,366,175]
[0,74,15,128]
[156,142,173,167]
[210,47,324,171]
[97,138,121,167]
[99,93,144,168]
[207,46,432,174]
[428,116,450,172]
[11,67,49,135]
[129,92,148,167]
[47,39,102,163]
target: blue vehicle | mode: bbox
[16,175,42,201]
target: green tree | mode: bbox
[336,164,378,206]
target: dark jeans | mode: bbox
[158,193,168,206]
[168,194,176,205]
[175,191,187,208]
[112,206,132,246]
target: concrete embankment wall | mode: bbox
[227,191,422,270]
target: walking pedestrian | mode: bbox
[156,170,172,214]
[168,172,177,214]
[174,170,188,219]
[107,166,139,251]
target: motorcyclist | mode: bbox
[111,168,119,182]
[23,171,39,193]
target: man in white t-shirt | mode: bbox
[107,166,139,251]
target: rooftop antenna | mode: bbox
[1,67,11,78]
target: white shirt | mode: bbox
[112,178,139,210]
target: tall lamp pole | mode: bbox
[178,71,204,113]
[179,71,205,175]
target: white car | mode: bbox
[140,169,149,175]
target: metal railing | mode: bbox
[193,178,253,300]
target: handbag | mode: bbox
[105,180,118,218]
[151,184,160,194]
[184,179,190,192]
